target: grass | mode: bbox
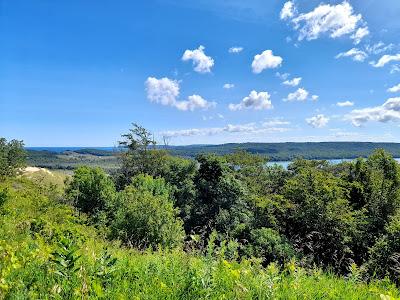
[0,177,399,299]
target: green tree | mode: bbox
[115,123,171,189]
[65,166,116,216]
[283,167,361,272]
[367,211,400,283]
[0,138,26,179]
[157,156,197,225]
[344,150,400,261]
[190,154,252,239]
[111,174,184,249]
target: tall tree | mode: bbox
[115,124,169,189]
[0,138,26,179]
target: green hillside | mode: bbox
[2,130,400,299]
[1,177,399,299]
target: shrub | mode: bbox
[65,166,116,216]
[110,174,184,249]
[244,227,295,265]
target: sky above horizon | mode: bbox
[1,0,400,146]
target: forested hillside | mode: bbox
[2,129,400,299]
[26,142,400,172]
[166,142,400,160]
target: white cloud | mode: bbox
[223,83,235,89]
[229,90,273,111]
[283,77,302,87]
[337,101,354,107]
[311,95,319,101]
[346,97,400,126]
[252,50,283,74]
[276,72,290,80]
[145,77,215,111]
[388,83,400,93]
[146,77,180,107]
[351,27,369,45]
[365,42,394,55]
[229,47,243,54]
[182,45,214,73]
[306,114,329,128]
[391,65,400,74]
[160,121,291,138]
[284,88,309,102]
[263,118,291,126]
[280,1,296,20]
[174,95,216,111]
[371,54,400,68]
[288,1,367,42]
[335,48,368,62]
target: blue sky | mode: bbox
[1,0,400,146]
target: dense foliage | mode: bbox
[0,178,398,299]
[2,127,400,298]
[0,138,26,178]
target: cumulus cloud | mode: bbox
[306,114,329,128]
[311,95,319,101]
[145,77,215,111]
[337,101,354,107]
[223,83,235,89]
[371,54,400,68]
[182,45,214,73]
[285,1,368,43]
[252,50,282,74]
[160,121,291,138]
[335,48,368,62]
[388,83,400,93]
[229,47,243,54]
[174,95,216,111]
[284,88,309,102]
[146,77,180,107]
[283,77,302,87]
[346,97,400,126]
[351,27,369,45]
[229,90,273,111]
[280,1,296,20]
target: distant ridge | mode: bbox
[27,142,400,161]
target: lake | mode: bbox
[268,158,400,169]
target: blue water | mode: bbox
[268,158,400,169]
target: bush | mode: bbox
[110,174,184,249]
[65,166,116,216]
[244,227,295,265]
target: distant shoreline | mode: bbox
[26,142,400,163]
